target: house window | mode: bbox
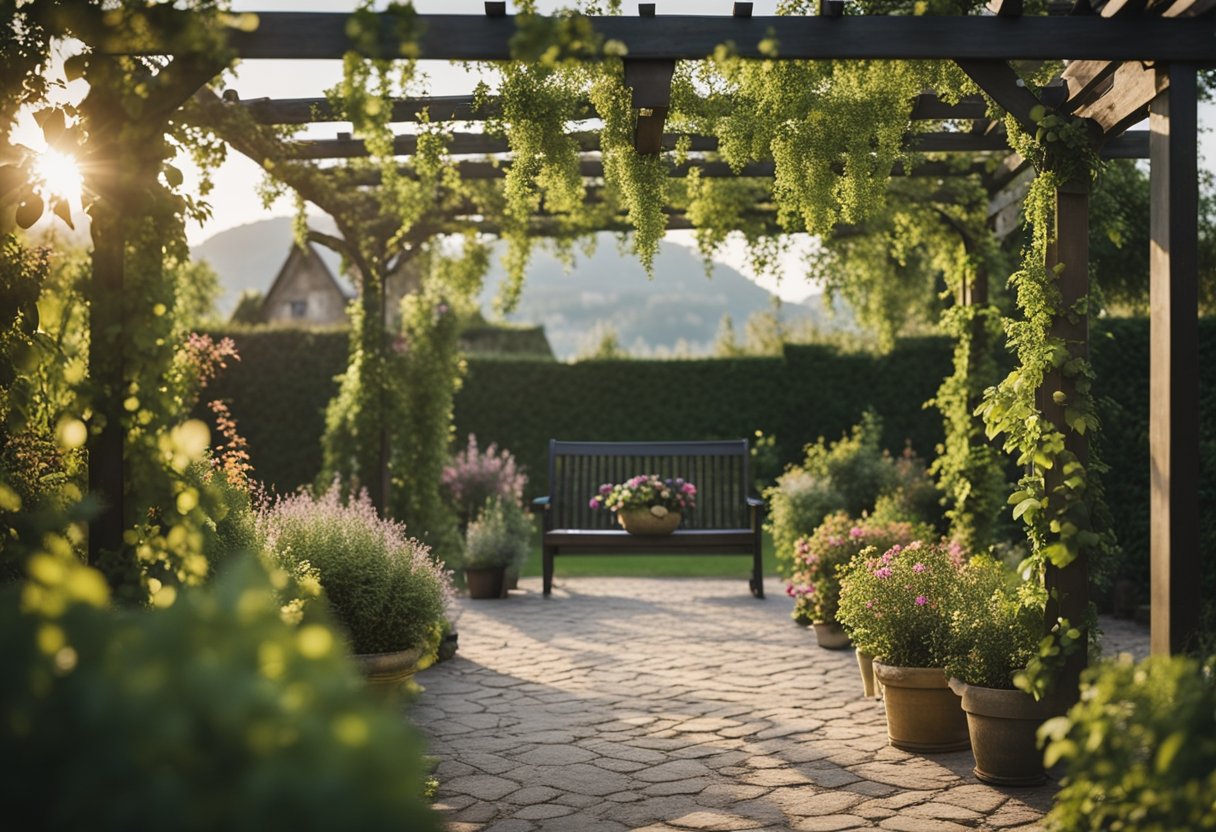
[288,300,308,319]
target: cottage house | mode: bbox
[259,242,353,325]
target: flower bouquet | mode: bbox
[589,474,696,534]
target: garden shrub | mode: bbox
[836,540,966,668]
[766,411,940,576]
[464,496,533,571]
[942,556,1041,690]
[785,512,932,625]
[0,559,441,832]
[1042,654,1216,832]
[201,320,1216,614]
[441,433,528,531]
[257,486,453,657]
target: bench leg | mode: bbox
[751,531,765,599]
[543,546,554,597]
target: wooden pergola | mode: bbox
[86,2,1209,693]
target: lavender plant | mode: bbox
[257,486,453,656]
[441,434,527,529]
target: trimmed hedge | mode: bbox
[201,326,349,493]
[453,339,954,503]
[199,320,1215,598]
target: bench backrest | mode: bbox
[547,439,751,531]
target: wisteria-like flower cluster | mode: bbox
[588,474,696,517]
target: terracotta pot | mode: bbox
[949,678,1053,786]
[465,565,506,599]
[872,662,969,753]
[617,508,681,535]
[811,620,851,650]
[856,649,877,698]
[353,646,423,703]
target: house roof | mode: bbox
[260,240,355,316]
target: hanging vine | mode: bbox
[976,110,1117,695]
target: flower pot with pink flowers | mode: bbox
[837,540,971,753]
[589,474,697,535]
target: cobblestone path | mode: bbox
[413,577,1148,832]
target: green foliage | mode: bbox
[977,109,1114,695]
[464,497,533,571]
[199,330,955,502]
[943,556,1041,689]
[229,289,264,325]
[1042,655,1216,832]
[257,486,453,657]
[928,303,1008,551]
[765,410,941,577]
[195,326,348,494]
[183,459,257,581]
[387,287,464,562]
[836,540,965,667]
[786,511,931,624]
[0,559,441,832]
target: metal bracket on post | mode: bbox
[622,4,673,156]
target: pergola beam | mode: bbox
[332,157,989,186]
[197,13,1216,62]
[234,91,992,125]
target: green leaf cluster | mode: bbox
[1042,655,1216,832]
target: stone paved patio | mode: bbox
[412,577,1150,832]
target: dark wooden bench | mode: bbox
[533,439,765,598]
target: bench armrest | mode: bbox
[746,496,765,510]
[531,496,550,512]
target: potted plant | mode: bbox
[589,474,697,534]
[837,540,970,753]
[944,557,1052,786]
[257,486,454,699]
[464,496,533,599]
[786,512,931,651]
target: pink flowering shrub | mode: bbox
[785,512,932,625]
[836,540,968,667]
[588,475,696,516]
[441,434,527,528]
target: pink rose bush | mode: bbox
[589,474,696,517]
[785,512,931,625]
[836,539,968,668]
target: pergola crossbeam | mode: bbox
[193,13,1216,62]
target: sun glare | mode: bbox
[33,149,83,207]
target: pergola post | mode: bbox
[1149,63,1202,656]
[86,202,127,569]
[1040,182,1091,706]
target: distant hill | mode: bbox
[478,237,847,359]
[192,218,851,359]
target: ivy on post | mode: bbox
[1039,175,1091,708]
